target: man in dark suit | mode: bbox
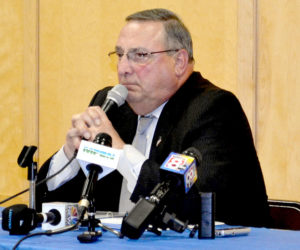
[37,8,270,227]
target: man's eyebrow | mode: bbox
[115,46,123,51]
[115,46,148,52]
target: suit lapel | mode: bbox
[150,79,192,161]
[149,72,206,162]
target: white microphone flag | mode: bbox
[76,140,121,179]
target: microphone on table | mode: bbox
[121,147,202,239]
[76,133,116,243]
[2,204,61,235]
[78,133,112,215]
[1,133,112,236]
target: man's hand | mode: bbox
[63,106,125,159]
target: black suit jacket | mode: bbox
[37,72,270,227]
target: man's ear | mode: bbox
[174,49,189,76]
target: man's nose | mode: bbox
[118,54,133,75]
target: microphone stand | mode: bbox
[98,221,123,238]
[17,146,38,209]
[77,195,123,242]
[77,199,102,243]
[28,161,37,209]
[77,133,123,242]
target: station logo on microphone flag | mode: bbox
[160,152,198,193]
[76,140,121,180]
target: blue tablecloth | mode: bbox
[1,222,300,250]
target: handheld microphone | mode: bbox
[101,84,128,113]
[76,85,126,180]
[121,147,202,239]
[78,133,112,215]
[2,204,61,235]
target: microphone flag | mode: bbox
[160,152,198,194]
[76,140,121,179]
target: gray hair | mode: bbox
[126,8,194,62]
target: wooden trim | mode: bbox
[23,0,39,162]
[237,0,258,143]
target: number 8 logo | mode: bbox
[166,155,186,170]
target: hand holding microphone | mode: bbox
[64,84,128,159]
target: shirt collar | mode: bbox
[139,101,167,120]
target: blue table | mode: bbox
[1,221,300,250]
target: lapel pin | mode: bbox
[156,136,162,147]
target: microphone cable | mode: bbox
[12,231,47,250]
[0,150,78,205]
[12,210,84,250]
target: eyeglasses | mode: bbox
[108,48,179,65]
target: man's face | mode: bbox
[115,21,180,114]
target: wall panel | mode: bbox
[0,0,38,205]
[257,0,300,200]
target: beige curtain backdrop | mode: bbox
[0,0,299,206]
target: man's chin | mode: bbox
[126,93,145,105]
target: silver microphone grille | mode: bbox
[107,84,128,107]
